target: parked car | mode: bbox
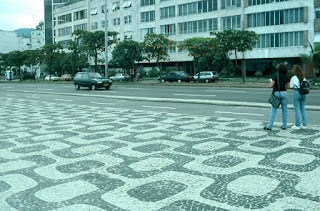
[193,71,219,83]
[60,74,73,81]
[159,71,194,83]
[45,75,60,81]
[110,73,130,81]
[74,72,112,90]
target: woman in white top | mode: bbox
[290,65,307,129]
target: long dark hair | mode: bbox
[277,63,288,75]
[292,65,304,82]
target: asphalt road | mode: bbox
[1,83,319,126]
[1,82,319,106]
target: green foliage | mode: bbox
[148,67,159,77]
[178,37,230,73]
[143,33,174,76]
[110,40,143,73]
[41,43,63,75]
[7,51,28,80]
[254,71,263,79]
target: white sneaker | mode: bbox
[291,125,300,129]
[301,126,307,129]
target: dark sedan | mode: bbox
[159,71,194,83]
[74,72,112,90]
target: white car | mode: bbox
[45,75,60,81]
[194,71,219,83]
[109,73,130,81]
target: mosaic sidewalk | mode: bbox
[0,97,319,211]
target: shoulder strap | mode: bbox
[276,72,281,98]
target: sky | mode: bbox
[0,0,44,31]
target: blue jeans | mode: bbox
[293,90,307,126]
[267,91,288,129]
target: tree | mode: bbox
[178,37,230,81]
[211,29,259,83]
[110,40,143,74]
[143,33,174,77]
[24,49,42,80]
[41,43,63,78]
[72,30,118,73]
[8,51,28,80]
[300,42,320,84]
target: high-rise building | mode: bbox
[44,0,69,44]
[51,0,317,76]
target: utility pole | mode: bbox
[104,0,108,78]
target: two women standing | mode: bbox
[264,64,307,130]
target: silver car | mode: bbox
[194,71,219,83]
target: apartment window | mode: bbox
[160,24,176,36]
[101,21,105,28]
[91,22,98,30]
[113,18,120,26]
[74,10,87,21]
[91,8,98,16]
[316,11,320,19]
[58,27,72,37]
[178,18,217,34]
[112,2,120,11]
[123,0,132,8]
[160,6,175,19]
[248,0,289,6]
[221,0,241,9]
[248,8,304,27]
[168,44,176,53]
[255,31,304,48]
[141,27,155,39]
[124,15,132,24]
[178,0,217,16]
[113,34,121,40]
[58,14,72,25]
[221,15,241,30]
[141,11,155,22]
[124,31,132,39]
[101,5,105,13]
[141,0,155,6]
[74,23,87,31]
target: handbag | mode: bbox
[268,72,281,108]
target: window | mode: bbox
[91,22,98,30]
[123,0,132,8]
[248,0,289,6]
[141,11,155,22]
[221,15,241,30]
[221,0,241,9]
[74,23,87,31]
[141,27,155,39]
[316,11,320,19]
[91,8,98,16]
[160,6,175,19]
[178,0,217,16]
[160,24,176,36]
[101,5,105,13]
[74,10,87,21]
[58,27,72,37]
[124,15,132,24]
[255,31,304,48]
[178,18,217,34]
[141,0,155,6]
[113,18,120,26]
[58,14,72,25]
[124,31,132,39]
[112,2,120,11]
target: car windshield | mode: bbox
[88,72,103,79]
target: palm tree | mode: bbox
[300,42,320,84]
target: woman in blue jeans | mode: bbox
[264,64,290,130]
[290,65,307,129]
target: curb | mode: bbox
[3,89,320,111]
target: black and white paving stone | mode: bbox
[0,97,319,210]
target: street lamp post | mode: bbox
[104,0,108,78]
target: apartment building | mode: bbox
[51,0,317,76]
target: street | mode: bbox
[0,83,319,210]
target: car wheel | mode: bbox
[205,79,209,83]
[161,79,165,83]
[75,84,80,90]
[178,79,182,83]
[212,79,216,83]
[105,86,110,90]
[90,84,96,90]
[120,78,122,81]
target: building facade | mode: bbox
[51,0,318,76]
